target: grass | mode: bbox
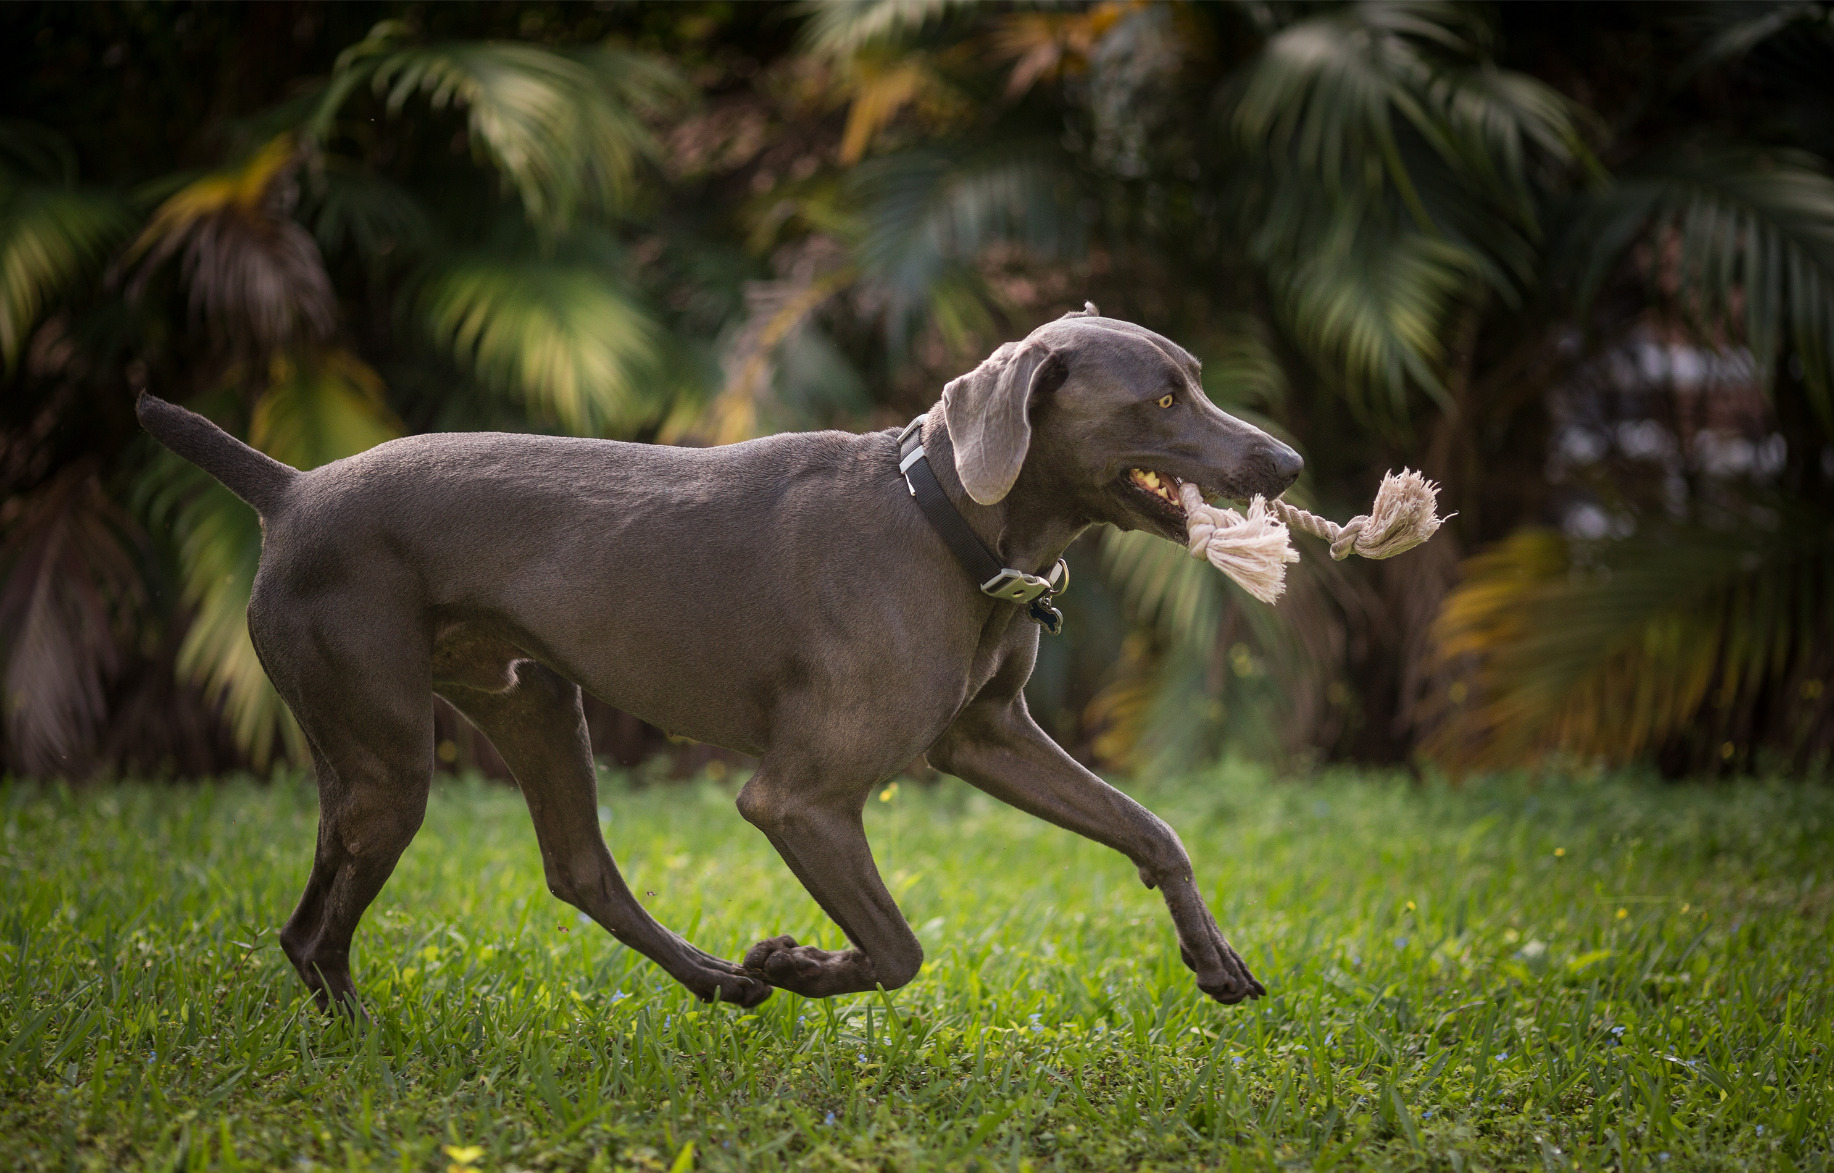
[0,764,1829,1172]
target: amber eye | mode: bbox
[1157,393,1175,408]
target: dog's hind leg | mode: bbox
[265,643,435,1015]
[439,662,772,1008]
[258,590,436,1011]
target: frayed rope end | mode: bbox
[1336,468,1446,561]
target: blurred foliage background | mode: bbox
[2,0,1831,783]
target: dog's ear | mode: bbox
[942,339,1066,505]
[1060,300,1100,319]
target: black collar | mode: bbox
[897,415,1067,634]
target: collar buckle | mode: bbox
[980,567,1054,603]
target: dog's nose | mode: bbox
[1269,443,1303,490]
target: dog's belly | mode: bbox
[427,609,775,755]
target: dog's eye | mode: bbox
[1157,393,1175,408]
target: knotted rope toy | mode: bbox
[1178,471,1447,604]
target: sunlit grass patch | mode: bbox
[0,765,1829,1171]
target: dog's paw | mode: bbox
[742,935,865,997]
[743,934,801,973]
[692,966,774,1008]
[1181,940,1266,1005]
[1197,969,1266,1005]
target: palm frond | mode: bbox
[801,0,970,57]
[147,458,303,772]
[1096,507,1362,771]
[853,147,1082,352]
[839,54,944,165]
[1231,2,1580,416]
[0,464,143,777]
[1,122,131,368]
[1102,528,1228,652]
[314,25,680,233]
[420,249,663,436]
[693,238,855,445]
[988,8,1125,97]
[248,350,401,470]
[1197,315,1290,415]
[126,135,336,353]
[301,159,435,269]
[1674,2,1831,79]
[1424,516,1834,771]
[1233,2,1470,222]
[1261,210,1478,415]
[0,184,129,369]
[1561,144,1834,427]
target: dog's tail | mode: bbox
[136,392,299,515]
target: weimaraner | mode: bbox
[138,306,1299,1012]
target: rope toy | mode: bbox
[1178,470,1447,604]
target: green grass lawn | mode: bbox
[0,764,1828,1172]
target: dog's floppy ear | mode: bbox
[942,339,1065,505]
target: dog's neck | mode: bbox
[919,404,1092,579]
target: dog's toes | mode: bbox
[1198,974,1257,1005]
[1193,939,1265,1005]
[761,947,826,986]
[692,968,773,1008]
[723,972,776,1008]
[743,934,799,972]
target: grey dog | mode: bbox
[138,307,1299,1012]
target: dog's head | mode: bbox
[941,305,1302,540]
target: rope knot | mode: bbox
[1177,484,1298,604]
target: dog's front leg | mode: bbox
[735,767,924,997]
[929,697,1265,1005]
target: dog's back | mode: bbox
[138,396,948,749]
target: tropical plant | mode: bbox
[2,15,687,774]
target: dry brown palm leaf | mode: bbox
[126,135,335,354]
[0,463,144,776]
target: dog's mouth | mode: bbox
[1123,467,1191,522]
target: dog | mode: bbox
[138,306,1299,1012]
